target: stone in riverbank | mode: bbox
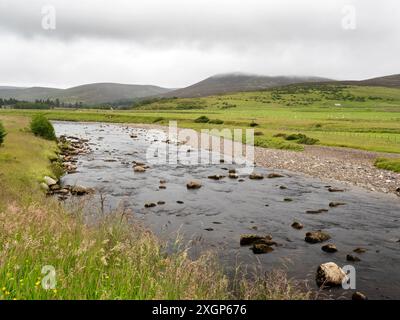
[316,262,346,287]
[43,176,57,186]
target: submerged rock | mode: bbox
[240,234,272,246]
[316,262,346,287]
[186,180,202,189]
[291,221,304,230]
[322,244,338,253]
[305,231,331,243]
[353,247,367,254]
[251,243,274,254]
[346,254,361,262]
[157,201,165,205]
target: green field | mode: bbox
[2,84,400,153]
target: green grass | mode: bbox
[374,158,400,173]
[0,115,309,300]
[2,84,400,153]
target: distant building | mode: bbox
[334,103,342,106]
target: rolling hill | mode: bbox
[160,73,332,98]
[340,74,400,88]
[0,83,173,105]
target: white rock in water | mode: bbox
[316,262,347,287]
[43,176,57,186]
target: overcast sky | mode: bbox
[0,0,399,88]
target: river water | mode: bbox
[53,121,400,299]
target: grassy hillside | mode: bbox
[2,84,400,153]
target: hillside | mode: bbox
[0,83,172,105]
[341,74,400,88]
[160,73,332,98]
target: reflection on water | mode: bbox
[54,121,400,299]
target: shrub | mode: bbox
[208,119,224,125]
[0,121,6,146]
[254,131,264,136]
[194,116,210,123]
[30,115,56,140]
[249,121,259,127]
[285,133,319,145]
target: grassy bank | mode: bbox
[0,115,309,300]
[2,84,399,153]
[375,158,400,173]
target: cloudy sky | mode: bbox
[0,0,399,88]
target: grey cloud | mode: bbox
[0,0,399,87]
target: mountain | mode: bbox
[339,74,400,88]
[160,73,332,98]
[0,83,173,105]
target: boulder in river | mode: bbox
[316,262,346,287]
[43,176,57,186]
[251,243,274,254]
[133,165,146,173]
[249,173,264,180]
[229,173,239,179]
[71,185,94,196]
[305,231,331,243]
[187,180,202,189]
[240,234,272,246]
[291,221,304,230]
[322,244,338,253]
[228,169,236,174]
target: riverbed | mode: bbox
[54,121,400,299]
